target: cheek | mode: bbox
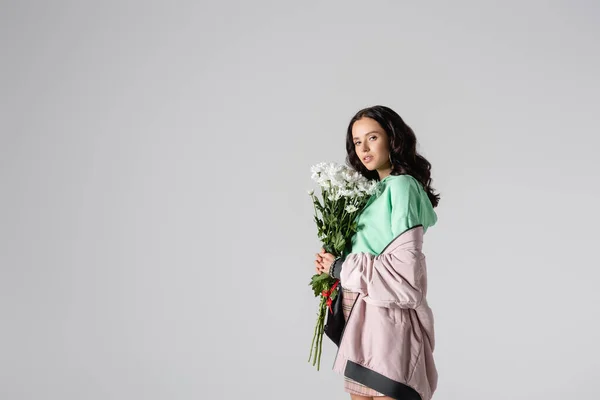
[375,141,389,156]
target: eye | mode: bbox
[369,135,377,141]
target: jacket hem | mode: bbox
[344,360,422,400]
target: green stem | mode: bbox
[318,297,327,370]
[317,316,323,371]
[308,305,320,363]
[342,199,362,245]
[310,194,320,224]
[312,296,325,368]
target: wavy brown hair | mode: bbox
[345,105,441,208]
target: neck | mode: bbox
[378,167,393,180]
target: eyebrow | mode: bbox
[353,131,380,141]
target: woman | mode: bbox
[315,105,441,400]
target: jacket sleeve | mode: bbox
[340,250,424,309]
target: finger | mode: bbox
[322,255,334,263]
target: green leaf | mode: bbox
[334,232,345,252]
[330,288,338,301]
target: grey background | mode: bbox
[1,1,599,399]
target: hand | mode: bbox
[314,248,335,275]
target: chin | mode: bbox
[362,162,379,171]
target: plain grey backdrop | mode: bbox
[2,1,599,399]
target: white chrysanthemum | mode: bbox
[348,170,364,184]
[339,188,355,197]
[318,177,331,189]
[345,204,358,213]
[325,189,343,202]
[310,161,378,199]
[340,169,352,182]
[325,162,343,177]
[360,180,378,196]
[310,162,327,175]
[310,162,329,184]
[307,189,314,196]
[329,175,345,190]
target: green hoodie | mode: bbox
[349,174,437,256]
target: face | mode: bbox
[351,117,392,177]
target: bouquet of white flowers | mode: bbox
[307,162,378,370]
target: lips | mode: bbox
[363,156,373,163]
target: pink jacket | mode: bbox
[332,225,437,400]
